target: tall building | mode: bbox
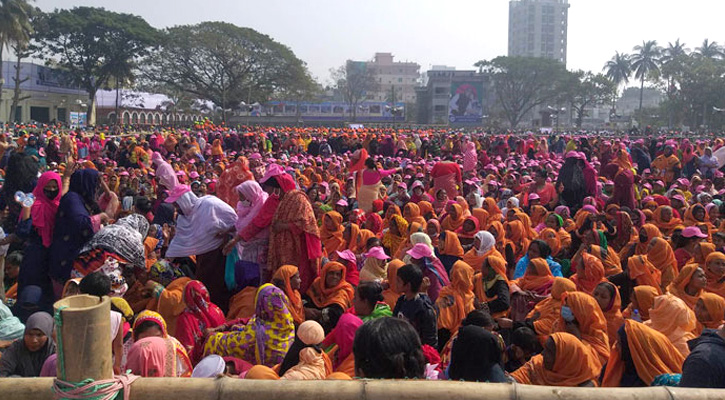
[508,0,569,65]
[362,53,421,104]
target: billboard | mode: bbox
[448,82,483,124]
[70,112,87,127]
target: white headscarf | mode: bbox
[410,232,434,252]
[234,180,268,232]
[166,191,238,258]
[474,231,496,256]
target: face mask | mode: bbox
[561,305,575,323]
[44,189,59,200]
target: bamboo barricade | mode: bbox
[0,378,724,400]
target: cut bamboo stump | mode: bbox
[53,294,113,382]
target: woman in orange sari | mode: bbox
[694,293,725,335]
[526,277,576,340]
[704,251,725,298]
[622,285,660,321]
[356,229,376,255]
[488,220,508,256]
[683,203,714,239]
[381,215,408,256]
[570,252,606,295]
[436,260,475,347]
[462,231,501,273]
[530,205,548,229]
[304,261,355,333]
[651,206,682,237]
[667,264,707,310]
[403,203,427,228]
[342,223,361,254]
[644,293,697,357]
[510,257,554,321]
[689,242,715,269]
[482,197,503,226]
[382,259,405,308]
[593,282,624,348]
[471,208,490,231]
[320,211,345,256]
[601,319,685,387]
[473,256,510,319]
[619,223,662,261]
[538,228,561,259]
[647,237,678,291]
[436,230,464,273]
[505,220,530,263]
[586,244,622,276]
[418,201,436,221]
[511,332,600,387]
[272,265,305,325]
[555,291,610,367]
[440,203,466,232]
[514,212,538,241]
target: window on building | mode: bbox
[434,87,447,94]
[57,108,66,122]
[434,105,446,112]
[398,78,402,83]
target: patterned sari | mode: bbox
[204,284,295,367]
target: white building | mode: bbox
[360,53,421,104]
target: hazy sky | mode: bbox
[32,0,725,86]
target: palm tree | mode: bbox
[696,39,723,59]
[660,40,689,128]
[0,0,34,120]
[603,51,631,92]
[630,40,662,111]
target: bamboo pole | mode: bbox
[53,295,113,382]
[0,378,723,400]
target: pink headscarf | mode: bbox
[31,171,62,247]
[321,313,363,369]
[127,337,167,377]
[234,180,269,232]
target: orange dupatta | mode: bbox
[471,208,490,230]
[382,259,405,309]
[651,206,682,237]
[570,253,606,295]
[527,277,576,338]
[473,256,510,318]
[440,203,466,231]
[436,261,475,333]
[511,257,554,293]
[601,319,685,387]
[644,293,697,357]
[403,203,427,228]
[511,332,600,387]
[273,265,305,325]
[440,230,464,258]
[647,237,678,291]
[695,293,725,334]
[555,292,610,367]
[667,264,703,310]
[626,256,662,292]
[306,262,355,309]
[622,285,660,321]
[482,198,503,227]
[538,228,561,258]
[320,211,345,256]
[704,251,725,299]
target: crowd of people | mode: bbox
[0,122,724,387]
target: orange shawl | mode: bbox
[436,261,475,333]
[482,197,502,226]
[588,245,622,276]
[571,253,606,295]
[530,205,548,228]
[601,319,685,387]
[511,332,600,386]
[488,221,508,255]
[356,229,376,255]
[527,277,576,338]
[511,257,554,293]
[273,265,305,325]
[382,259,405,308]
[696,293,725,334]
[514,212,538,240]
[599,281,624,348]
[627,255,662,292]
[556,292,610,367]
[440,204,466,231]
[505,220,530,261]
[440,230,464,258]
[306,262,355,309]
[471,208,490,231]
[227,286,258,320]
[667,264,703,310]
[623,285,660,321]
[473,256,510,319]
[403,203,427,228]
[651,206,682,237]
[644,293,697,357]
[647,237,678,291]
[539,228,561,258]
[345,223,361,253]
[418,201,436,220]
[321,211,345,256]
[683,203,708,227]
[153,277,191,338]
[704,251,725,298]
[462,246,503,273]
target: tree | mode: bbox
[695,39,723,59]
[0,0,33,120]
[630,40,662,111]
[330,61,378,122]
[563,71,616,128]
[660,39,690,127]
[603,51,631,93]
[142,22,313,123]
[479,56,569,128]
[9,41,31,122]
[33,7,158,124]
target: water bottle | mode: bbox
[14,191,35,207]
[632,309,642,322]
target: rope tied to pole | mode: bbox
[53,302,139,400]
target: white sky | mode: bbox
[32,0,725,87]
